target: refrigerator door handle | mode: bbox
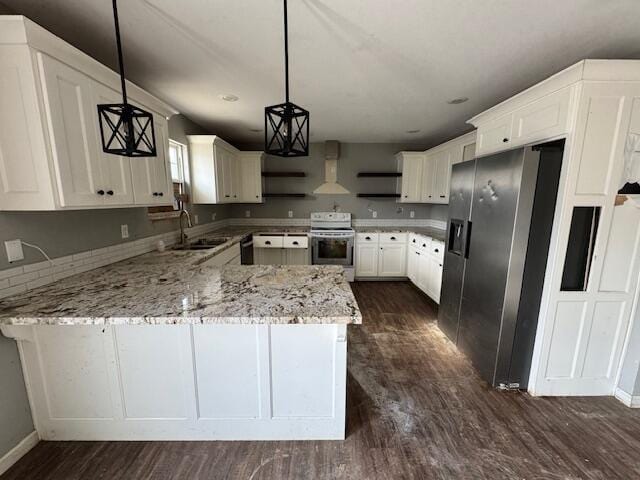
[464,221,473,259]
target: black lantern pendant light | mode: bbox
[97,0,156,157]
[264,0,310,157]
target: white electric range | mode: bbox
[310,212,355,282]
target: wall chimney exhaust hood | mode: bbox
[314,141,350,195]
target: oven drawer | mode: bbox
[356,233,379,243]
[283,235,308,249]
[254,235,284,248]
[379,232,407,244]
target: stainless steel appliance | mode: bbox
[438,140,564,389]
[310,212,355,281]
[240,234,254,265]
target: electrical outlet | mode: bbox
[4,240,24,263]
[410,211,415,218]
[120,224,129,239]
[192,215,198,225]
[245,210,251,218]
[288,210,293,218]
[211,213,217,221]
[372,211,377,219]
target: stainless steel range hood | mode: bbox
[314,141,350,195]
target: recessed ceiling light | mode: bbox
[219,94,239,102]
[447,97,469,105]
[406,129,421,134]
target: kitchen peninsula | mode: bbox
[0,250,361,441]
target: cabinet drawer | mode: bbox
[430,240,445,260]
[283,235,308,249]
[379,232,407,244]
[416,235,431,252]
[254,235,284,248]
[357,233,379,243]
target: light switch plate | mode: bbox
[120,225,129,239]
[5,240,24,263]
[372,211,377,218]
[245,210,251,218]
[211,213,217,221]
[410,211,415,218]
[194,215,199,224]
[288,211,293,218]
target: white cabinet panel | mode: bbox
[238,152,263,203]
[115,326,191,419]
[417,251,430,293]
[378,243,407,277]
[545,302,587,379]
[254,235,284,248]
[355,242,378,277]
[193,325,261,419]
[131,115,171,206]
[270,325,336,418]
[476,113,513,157]
[581,302,625,380]
[407,247,420,284]
[39,54,103,207]
[575,94,626,195]
[512,87,572,145]
[432,149,453,204]
[0,46,55,210]
[396,152,424,203]
[35,326,116,419]
[599,201,640,292]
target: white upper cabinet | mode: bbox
[396,152,424,203]
[189,136,260,204]
[475,113,514,156]
[131,114,171,205]
[238,152,264,203]
[0,17,176,211]
[417,131,476,204]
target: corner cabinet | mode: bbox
[395,131,476,205]
[0,18,176,211]
[188,136,263,204]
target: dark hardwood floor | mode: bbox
[4,281,640,479]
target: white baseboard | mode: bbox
[0,431,39,476]
[614,387,640,408]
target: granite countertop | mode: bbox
[0,262,361,326]
[354,226,446,242]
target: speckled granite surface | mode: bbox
[0,263,361,325]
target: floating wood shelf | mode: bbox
[357,193,401,198]
[357,172,402,177]
[262,172,306,177]
[262,193,307,198]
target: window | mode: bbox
[169,140,185,187]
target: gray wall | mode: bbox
[231,142,448,221]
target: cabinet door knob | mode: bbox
[390,236,396,241]
[152,192,158,196]
[416,252,420,256]
[265,241,271,245]
[97,190,105,195]
[439,195,445,198]
[412,239,416,243]
[434,248,439,253]
[293,241,299,245]
[422,244,426,248]
[225,195,230,198]
[106,190,114,196]
[503,138,509,143]
[159,192,164,197]
[404,195,408,198]
[365,236,371,240]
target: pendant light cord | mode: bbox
[283,0,289,103]
[112,0,128,104]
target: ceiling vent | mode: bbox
[313,141,350,195]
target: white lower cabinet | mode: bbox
[3,323,347,440]
[355,233,406,277]
[401,234,444,304]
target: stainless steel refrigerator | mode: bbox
[438,140,564,389]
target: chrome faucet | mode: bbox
[179,209,193,247]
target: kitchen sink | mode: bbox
[172,238,229,251]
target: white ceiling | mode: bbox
[4,0,640,146]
